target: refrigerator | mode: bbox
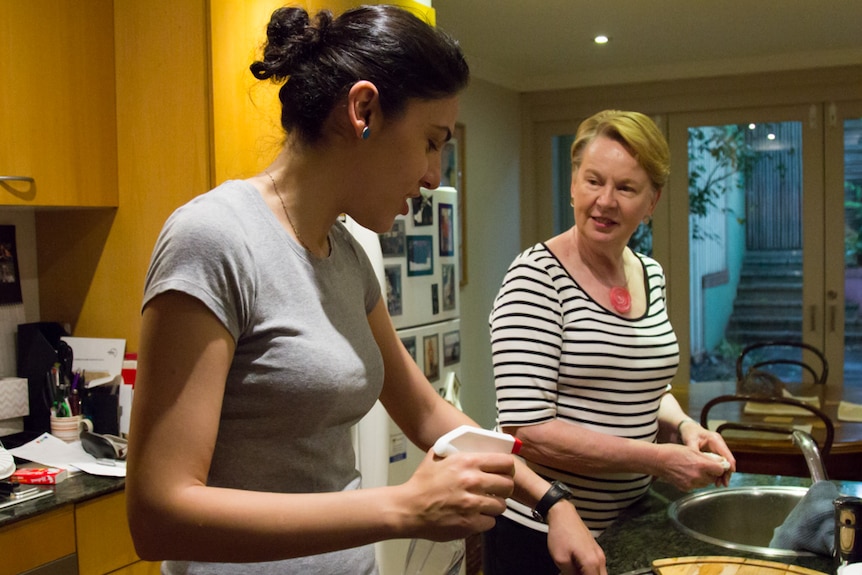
[346,186,464,575]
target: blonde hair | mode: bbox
[571,110,670,190]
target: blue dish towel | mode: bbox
[769,480,839,555]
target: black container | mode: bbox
[835,495,862,571]
[17,322,68,434]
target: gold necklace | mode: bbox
[265,170,310,252]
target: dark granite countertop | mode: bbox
[597,474,862,575]
[0,469,125,529]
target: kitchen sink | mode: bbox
[667,485,812,557]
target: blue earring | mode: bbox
[361,126,371,140]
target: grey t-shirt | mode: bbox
[144,180,383,574]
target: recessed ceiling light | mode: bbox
[594,35,609,44]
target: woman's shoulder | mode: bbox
[165,181,264,233]
[632,251,665,273]
[511,242,555,265]
[501,243,566,288]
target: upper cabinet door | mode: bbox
[0,0,118,207]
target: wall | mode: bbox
[455,78,522,428]
[0,210,39,377]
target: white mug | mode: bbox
[50,414,94,442]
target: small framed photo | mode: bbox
[407,235,434,276]
[379,220,406,258]
[443,330,460,366]
[423,334,439,382]
[411,195,433,226]
[438,203,455,256]
[384,264,402,316]
[401,336,417,362]
[0,226,23,305]
[441,264,456,311]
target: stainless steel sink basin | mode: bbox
[667,485,812,557]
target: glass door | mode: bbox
[827,102,862,388]
[666,104,862,389]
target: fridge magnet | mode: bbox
[438,203,455,256]
[384,264,402,316]
[423,334,439,382]
[441,264,456,311]
[443,330,460,366]
[431,284,439,315]
[406,235,433,276]
[379,219,406,257]
[401,336,417,362]
[0,225,23,305]
[411,193,433,226]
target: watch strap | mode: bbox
[532,480,574,522]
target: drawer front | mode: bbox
[76,491,140,575]
[0,506,76,575]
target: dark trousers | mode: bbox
[482,515,560,575]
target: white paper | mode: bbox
[71,460,126,477]
[8,432,126,477]
[61,336,126,388]
[9,432,95,468]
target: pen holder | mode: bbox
[50,414,93,443]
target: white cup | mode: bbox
[50,414,94,443]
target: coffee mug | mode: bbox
[50,414,94,443]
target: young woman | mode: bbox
[126,6,606,575]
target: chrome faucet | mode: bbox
[790,429,828,483]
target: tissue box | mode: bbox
[0,377,29,419]
[0,377,29,436]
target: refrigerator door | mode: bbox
[377,319,462,575]
[383,186,459,331]
[346,191,464,575]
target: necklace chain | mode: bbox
[265,170,311,252]
[570,228,631,313]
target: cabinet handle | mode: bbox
[0,175,35,183]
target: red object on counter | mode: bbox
[11,466,68,484]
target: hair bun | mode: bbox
[250,7,330,81]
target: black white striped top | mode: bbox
[490,243,679,536]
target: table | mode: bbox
[677,381,862,480]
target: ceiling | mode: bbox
[432,1,862,93]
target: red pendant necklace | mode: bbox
[609,285,632,314]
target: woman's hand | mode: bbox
[678,420,736,486]
[546,502,607,575]
[656,424,736,490]
[394,449,515,541]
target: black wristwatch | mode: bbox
[532,481,575,522]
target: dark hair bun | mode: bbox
[249,7,331,81]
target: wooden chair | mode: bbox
[735,340,828,396]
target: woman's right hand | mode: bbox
[655,443,731,491]
[394,449,516,541]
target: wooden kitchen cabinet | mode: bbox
[0,0,118,207]
[0,505,75,575]
[76,490,160,575]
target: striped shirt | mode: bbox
[490,243,679,536]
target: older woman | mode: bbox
[484,110,735,575]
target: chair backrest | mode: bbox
[699,394,835,458]
[735,341,828,391]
